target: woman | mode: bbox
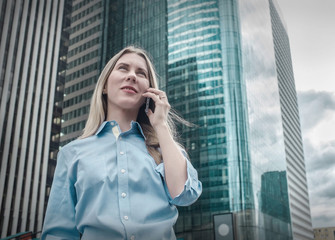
[41,46,202,240]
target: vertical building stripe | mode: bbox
[10,0,38,235]
[2,0,29,235]
[0,0,15,211]
[1,0,23,233]
[20,0,46,231]
[37,0,65,231]
[0,0,65,237]
[29,0,53,231]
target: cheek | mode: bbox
[105,77,112,90]
[143,80,150,89]
[138,80,150,93]
[106,77,120,94]
[106,72,120,86]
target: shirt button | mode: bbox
[130,235,135,240]
[124,215,129,220]
[119,136,122,140]
[110,122,114,126]
[120,151,124,155]
[121,192,127,198]
[121,169,126,174]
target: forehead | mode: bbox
[116,53,148,70]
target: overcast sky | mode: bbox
[277,0,335,228]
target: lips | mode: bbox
[121,86,138,93]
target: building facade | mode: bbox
[0,0,69,237]
[52,0,312,239]
[60,0,167,146]
[314,227,335,240]
[168,0,313,239]
[269,0,314,238]
[60,0,105,146]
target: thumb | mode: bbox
[146,109,153,117]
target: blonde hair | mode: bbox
[80,46,186,164]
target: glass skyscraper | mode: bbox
[167,0,312,239]
[58,0,313,239]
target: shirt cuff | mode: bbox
[155,159,202,206]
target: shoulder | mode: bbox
[57,135,97,161]
[63,134,98,149]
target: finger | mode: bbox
[145,108,153,116]
[146,88,166,97]
[145,88,168,101]
[146,87,163,94]
[142,92,161,102]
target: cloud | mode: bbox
[318,180,335,200]
[309,184,335,228]
[297,90,335,228]
[297,90,335,130]
[312,209,335,228]
[307,148,335,228]
[304,139,335,172]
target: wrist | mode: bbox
[153,121,168,131]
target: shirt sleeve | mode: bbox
[41,146,80,240]
[155,149,202,206]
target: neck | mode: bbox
[106,107,139,132]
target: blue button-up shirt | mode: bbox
[41,121,202,240]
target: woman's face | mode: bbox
[105,53,150,113]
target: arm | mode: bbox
[154,123,188,198]
[143,88,202,203]
[41,147,80,240]
[153,126,202,205]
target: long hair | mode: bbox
[79,46,187,164]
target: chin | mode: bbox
[120,103,142,111]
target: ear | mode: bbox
[102,88,107,94]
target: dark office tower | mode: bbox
[0,0,70,237]
[260,171,290,237]
[60,0,105,145]
[269,0,313,238]
[107,0,168,89]
[60,0,167,146]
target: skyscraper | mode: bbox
[269,0,314,238]
[60,0,167,146]
[58,0,313,239]
[0,0,70,237]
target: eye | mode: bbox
[137,71,147,78]
[118,65,128,71]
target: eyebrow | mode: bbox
[116,62,148,74]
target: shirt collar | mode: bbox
[95,120,146,140]
[95,121,109,135]
[130,121,146,140]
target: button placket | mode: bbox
[116,134,130,225]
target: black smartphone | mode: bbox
[144,97,155,113]
[145,97,150,113]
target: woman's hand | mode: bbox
[142,88,171,130]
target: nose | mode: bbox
[126,71,136,82]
